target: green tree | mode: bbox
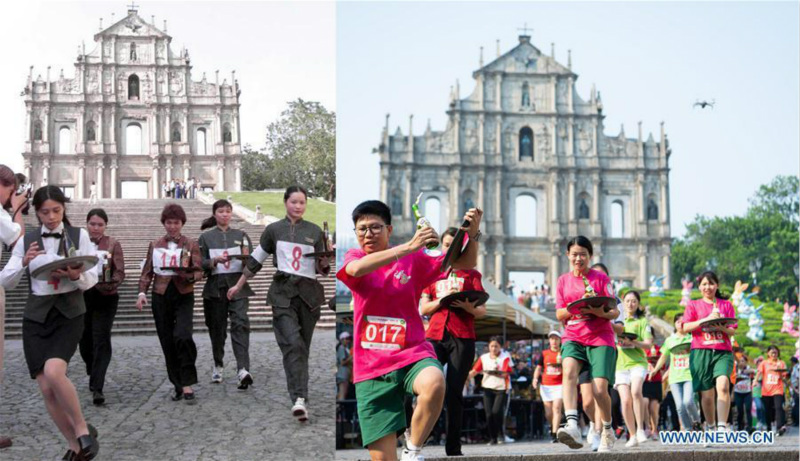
[264,99,336,201]
[240,144,274,191]
[671,175,799,301]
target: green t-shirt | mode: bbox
[661,333,693,385]
[616,316,652,370]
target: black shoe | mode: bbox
[61,449,76,461]
[183,392,196,404]
[778,426,786,436]
[551,433,559,443]
[92,391,105,406]
[76,434,99,461]
[171,390,184,401]
[445,449,463,456]
[87,424,98,440]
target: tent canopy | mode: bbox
[474,283,560,341]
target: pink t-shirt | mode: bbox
[337,247,446,383]
[683,299,737,351]
[556,269,616,347]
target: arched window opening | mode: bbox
[58,126,71,154]
[196,128,207,155]
[611,201,625,238]
[125,123,142,155]
[519,127,533,160]
[514,194,537,237]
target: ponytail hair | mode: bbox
[32,185,72,227]
[201,199,233,230]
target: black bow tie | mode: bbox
[166,236,182,243]
[42,232,62,239]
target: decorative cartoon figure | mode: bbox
[679,279,693,307]
[648,275,666,297]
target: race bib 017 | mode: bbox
[153,247,183,276]
[276,241,316,279]
[360,316,407,351]
[209,247,243,275]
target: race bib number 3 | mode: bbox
[276,241,316,279]
[153,247,182,276]
[360,316,407,351]
[209,247,242,274]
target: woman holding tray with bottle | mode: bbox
[469,337,513,446]
[755,345,788,435]
[198,199,255,389]
[79,208,125,406]
[228,186,332,422]
[0,185,99,460]
[554,235,619,452]
[419,226,487,456]
[136,203,203,403]
[614,290,652,447]
[677,270,737,434]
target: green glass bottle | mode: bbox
[412,193,439,250]
[582,275,596,297]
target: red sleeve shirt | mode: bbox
[541,349,563,386]
[425,269,484,341]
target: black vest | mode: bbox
[23,226,86,323]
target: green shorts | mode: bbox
[355,358,443,447]
[561,342,616,386]
[690,348,733,392]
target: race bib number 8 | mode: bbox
[360,316,407,351]
[209,247,242,274]
[153,247,183,276]
[276,241,315,279]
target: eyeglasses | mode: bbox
[354,224,386,236]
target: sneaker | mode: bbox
[292,397,309,422]
[503,434,515,444]
[211,366,223,384]
[237,368,253,390]
[597,429,615,453]
[625,437,638,448]
[557,425,583,449]
[400,444,424,461]
[636,430,648,444]
[590,431,601,452]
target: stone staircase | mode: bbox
[1,199,336,339]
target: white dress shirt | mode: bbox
[0,207,22,250]
[0,223,98,293]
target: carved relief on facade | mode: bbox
[169,72,185,96]
[577,123,593,155]
[87,69,100,94]
[537,125,551,157]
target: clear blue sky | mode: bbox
[336,1,800,239]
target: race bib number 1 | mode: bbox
[360,316,407,351]
[153,247,182,276]
[276,241,316,279]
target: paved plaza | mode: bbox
[336,427,800,461]
[1,331,335,461]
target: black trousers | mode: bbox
[273,296,320,402]
[79,289,118,393]
[734,392,753,430]
[763,394,786,429]
[151,283,198,389]
[483,389,507,443]
[203,295,251,371]
[431,331,475,454]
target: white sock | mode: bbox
[566,410,579,429]
[603,420,612,432]
[406,440,421,452]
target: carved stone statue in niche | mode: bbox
[521,82,531,107]
[579,199,590,219]
[130,43,138,61]
[86,123,96,142]
[33,122,42,141]
[390,191,403,214]
[223,127,232,143]
[647,199,659,220]
[172,126,181,142]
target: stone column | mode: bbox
[662,253,671,289]
[152,159,160,199]
[24,107,31,144]
[380,168,389,204]
[477,247,486,276]
[494,115,502,155]
[592,175,600,221]
[449,170,460,225]
[477,171,485,210]
[108,107,116,153]
[216,158,225,191]
[494,242,505,288]
[23,160,31,181]
[165,158,172,183]
[403,169,412,219]
[478,114,484,154]
[77,159,85,199]
[660,174,668,224]
[637,174,645,225]
[567,175,576,221]
[495,74,502,111]
[566,120,574,157]
[550,242,560,289]
[549,172,559,222]
[110,160,118,199]
[550,76,557,112]
[184,160,191,181]
[42,159,50,186]
[96,160,104,199]
[234,159,242,192]
[43,107,50,143]
[566,77,574,114]
[638,244,648,288]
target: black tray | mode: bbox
[158,266,200,273]
[619,332,638,341]
[31,256,99,281]
[439,290,489,309]
[699,317,737,329]
[303,250,335,258]
[566,296,617,315]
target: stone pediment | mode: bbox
[94,11,170,40]
[477,36,572,76]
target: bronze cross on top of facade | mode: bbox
[127,2,139,12]
[518,23,533,36]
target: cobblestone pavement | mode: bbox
[1,331,335,461]
[336,426,799,460]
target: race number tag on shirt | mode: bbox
[734,379,750,393]
[673,355,690,370]
[360,316,407,351]
[153,247,183,276]
[567,313,590,326]
[276,241,315,279]
[766,373,780,386]
[29,253,77,295]
[209,247,242,274]
[701,330,726,346]
[546,364,562,376]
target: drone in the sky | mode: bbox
[693,99,715,110]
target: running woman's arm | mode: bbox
[532,364,542,389]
